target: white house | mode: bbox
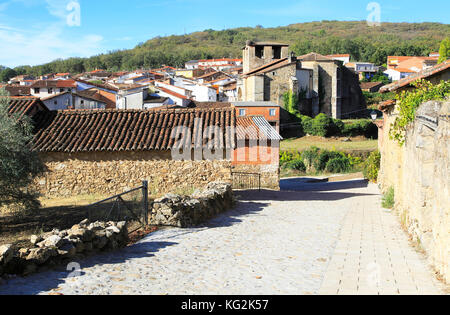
[383,68,416,82]
[30,80,77,98]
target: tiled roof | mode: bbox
[4,96,49,118]
[75,79,119,92]
[191,102,232,109]
[3,85,31,96]
[243,58,291,76]
[157,86,189,100]
[360,81,385,90]
[30,80,77,89]
[326,54,350,58]
[32,108,237,153]
[380,60,450,93]
[297,52,334,62]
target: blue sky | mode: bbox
[0,0,449,67]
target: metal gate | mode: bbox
[231,172,261,191]
[86,181,149,232]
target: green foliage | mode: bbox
[438,37,450,63]
[283,159,306,172]
[382,187,395,209]
[390,80,450,145]
[316,150,345,171]
[342,120,378,138]
[325,157,351,173]
[0,67,17,83]
[311,114,334,137]
[363,91,395,108]
[280,146,362,175]
[363,150,381,182]
[361,70,390,85]
[283,91,300,116]
[5,21,449,76]
[0,89,45,212]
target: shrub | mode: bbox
[325,157,351,173]
[315,150,344,171]
[300,115,314,135]
[301,146,320,170]
[284,159,306,172]
[382,187,395,209]
[363,150,381,182]
[311,113,334,137]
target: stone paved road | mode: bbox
[0,179,446,295]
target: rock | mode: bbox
[18,248,30,259]
[30,235,43,245]
[58,242,77,258]
[69,226,93,242]
[116,221,126,230]
[0,244,13,266]
[37,235,63,248]
[26,247,57,265]
[79,219,90,226]
[106,226,121,234]
[93,237,108,250]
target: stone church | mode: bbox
[238,41,366,119]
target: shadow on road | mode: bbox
[236,179,375,202]
[0,240,178,295]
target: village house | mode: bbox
[380,60,450,94]
[345,62,379,80]
[30,80,77,98]
[384,55,439,81]
[239,41,365,120]
[40,91,109,111]
[28,106,281,198]
[326,54,350,65]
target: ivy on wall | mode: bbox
[389,80,450,146]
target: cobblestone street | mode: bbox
[0,179,445,295]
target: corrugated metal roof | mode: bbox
[236,116,282,141]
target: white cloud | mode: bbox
[0,0,104,67]
[0,23,104,67]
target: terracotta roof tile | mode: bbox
[380,60,450,93]
[3,96,49,118]
[32,108,237,153]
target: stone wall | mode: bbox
[0,220,128,277]
[151,182,235,227]
[34,151,232,198]
[378,100,449,284]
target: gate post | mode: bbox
[142,180,149,226]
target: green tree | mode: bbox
[0,67,17,83]
[0,89,45,212]
[438,37,450,63]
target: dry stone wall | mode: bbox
[34,151,232,198]
[150,182,235,227]
[379,100,449,284]
[0,219,128,277]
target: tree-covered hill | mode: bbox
[2,21,449,80]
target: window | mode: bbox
[255,46,264,59]
[269,109,276,116]
[48,88,53,94]
[273,46,281,59]
[239,109,246,116]
[54,101,57,105]
[60,88,64,93]
[34,88,40,94]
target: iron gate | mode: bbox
[231,172,261,191]
[85,181,149,231]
